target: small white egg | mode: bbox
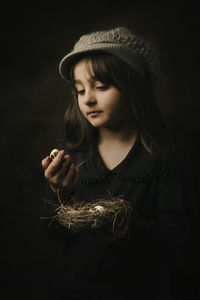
[50,149,59,160]
[94,205,104,211]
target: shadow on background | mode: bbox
[1,1,199,299]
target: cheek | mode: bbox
[105,90,124,110]
[78,99,85,114]
[107,98,124,114]
[78,100,89,121]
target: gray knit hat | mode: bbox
[59,27,160,84]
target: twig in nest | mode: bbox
[54,196,133,241]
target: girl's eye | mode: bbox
[76,89,85,95]
[96,84,109,90]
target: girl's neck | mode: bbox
[98,125,138,145]
[97,125,138,170]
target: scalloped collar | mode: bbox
[73,133,161,184]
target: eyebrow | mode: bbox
[73,79,82,85]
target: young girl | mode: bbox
[41,27,188,300]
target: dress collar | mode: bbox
[73,132,161,184]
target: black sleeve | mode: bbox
[130,157,189,260]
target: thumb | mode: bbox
[41,156,51,170]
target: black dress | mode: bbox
[43,133,189,300]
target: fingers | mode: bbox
[41,150,65,172]
[41,156,51,170]
[50,154,71,179]
[51,156,73,186]
[47,150,66,176]
[62,164,80,190]
[54,164,79,192]
[42,149,80,192]
[59,154,73,178]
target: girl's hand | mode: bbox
[41,150,80,194]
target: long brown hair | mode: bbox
[63,51,169,158]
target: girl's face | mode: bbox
[73,58,125,129]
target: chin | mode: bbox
[89,120,108,128]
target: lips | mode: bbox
[87,110,102,115]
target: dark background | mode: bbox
[1,1,200,299]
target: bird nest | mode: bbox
[49,194,133,241]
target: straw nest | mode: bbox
[54,196,133,241]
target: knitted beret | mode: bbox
[59,27,160,84]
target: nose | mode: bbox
[84,89,97,106]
